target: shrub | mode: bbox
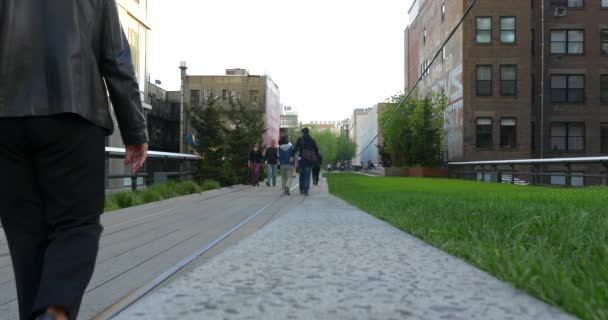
[112,191,143,209]
[201,179,221,191]
[147,183,176,199]
[175,181,201,195]
[140,189,163,203]
[104,197,120,212]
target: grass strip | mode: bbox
[104,179,221,213]
[328,174,608,320]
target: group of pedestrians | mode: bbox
[248,128,322,196]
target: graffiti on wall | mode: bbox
[427,64,464,160]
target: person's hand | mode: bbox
[125,144,148,175]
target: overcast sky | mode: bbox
[148,0,412,123]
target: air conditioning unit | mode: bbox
[554,7,567,17]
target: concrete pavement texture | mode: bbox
[117,179,576,320]
[0,184,303,319]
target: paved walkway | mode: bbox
[0,184,302,320]
[117,178,576,320]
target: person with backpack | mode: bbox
[278,136,295,195]
[249,143,263,186]
[312,153,323,186]
[294,128,319,195]
[264,140,279,187]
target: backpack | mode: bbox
[301,148,318,163]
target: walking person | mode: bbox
[294,128,319,195]
[312,153,324,186]
[278,136,295,195]
[264,140,279,187]
[249,143,263,186]
[0,1,148,319]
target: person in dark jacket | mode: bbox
[249,143,263,186]
[0,1,148,319]
[264,140,279,187]
[312,153,324,186]
[278,136,295,195]
[294,128,319,195]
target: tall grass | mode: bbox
[104,179,221,212]
[328,174,608,320]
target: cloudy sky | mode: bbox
[148,0,412,123]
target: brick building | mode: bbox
[179,67,281,152]
[405,0,608,162]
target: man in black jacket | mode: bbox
[294,128,319,195]
[0,1,148,319]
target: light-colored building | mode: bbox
[180,67,281,151]
[106,0,152,190]
[349,108,372,165]
[281,105,299,129]
[359,103,390,165]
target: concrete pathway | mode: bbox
[117,178,576,320]
[0,184,302,320]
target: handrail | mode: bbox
[105,147,201,160]
[449,156,608,166]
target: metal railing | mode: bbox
[449,156,608,187]
[105,147,201,192]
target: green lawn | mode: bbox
[328,174,608,320]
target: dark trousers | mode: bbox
[299,160,312,192]
[312,166,321,185]
[0,114,105,320]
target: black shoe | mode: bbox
[265,181,270,187]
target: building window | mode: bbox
[500,17,516,43]
[500,118,517,148]
[551,75,584,103]
[441,46,446,62]
[551,122,585,152]
[476,118,493,148]
[603,0,608,8]
[500,65,517,96]
[127,29,140,79]
[476,17,492,44]
[602,75,608,104]
[550,30,584,55]
[601,123,608,153]
[476,65,492,96]
[441,3,445,22]
[602,30,608,55]
[190,90,200,107]
[423,29,427,45]
[552,0,584,7]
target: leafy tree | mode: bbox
[308,128,338,165]
[189,95,267,186]
[336,135,356,164]
[380,92,447,167]
[188,94,224,181]
[223,98,267,184]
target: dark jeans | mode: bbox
[299,160,312,193]
[0,114,105,320]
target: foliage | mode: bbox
[309,128,338,165]
[329,174,608,320]
[336,134,357,164]
[380,92,447,167]
[201,179,221,191]
[103,179,222,213]
[189,94,267,186]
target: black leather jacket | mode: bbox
[0,0,148,145]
